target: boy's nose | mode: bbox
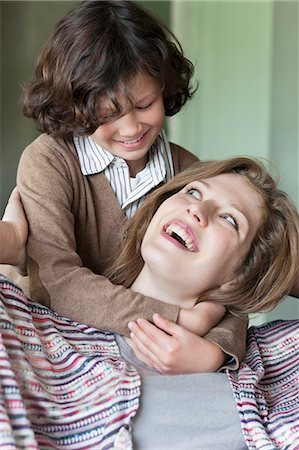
[118,111,142,137]
[186,201,211,227]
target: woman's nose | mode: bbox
[186,202,210,227]
[118,111,142,137]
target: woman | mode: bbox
[1,157,298,449]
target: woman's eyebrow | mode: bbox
[199,180,210,188]
[231,203,247,218]
[197,179,249,222]
[194,180,210,189]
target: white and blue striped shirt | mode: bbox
[74,131,174,218]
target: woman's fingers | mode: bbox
[127,320,165,371]
[152,313,184,336]
[128,318,167,348]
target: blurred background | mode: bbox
[1,0,298,324]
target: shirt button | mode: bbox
[114,159,125,168]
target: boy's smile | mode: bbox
[90,72,165,177]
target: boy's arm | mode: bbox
[178,305,248,369]
[178,301,226,336]
[0,188,28,269]
[17,138,181,336]
[17,138,247,368]
[204,312,248,370]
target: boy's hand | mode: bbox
[1,187,28,273]
[127,314,225,374]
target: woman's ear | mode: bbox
[219,278,237,292]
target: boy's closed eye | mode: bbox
[135,102,153,110]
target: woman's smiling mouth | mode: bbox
[163,220,199,252]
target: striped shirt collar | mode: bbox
[73,131,174,217]
[73,131,173,177]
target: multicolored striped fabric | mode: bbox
[0,276,141,449]
[228,320,299,450]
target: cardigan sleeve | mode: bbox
[205,312,248,370]
[17,136,180,336]
[17,136,246,368]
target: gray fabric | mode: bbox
[116,335,247,449]
[116,334,160,375]
[132,373,247,450]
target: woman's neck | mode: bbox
[130,266,196,309]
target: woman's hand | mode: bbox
[127,313,225,374]
[1,187,28,272]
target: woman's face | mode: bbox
[141,173,265,302]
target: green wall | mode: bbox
[169,1,298,324]
[0,0,170,214]
[1,1,78,214]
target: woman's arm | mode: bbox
[126,302,226,374]
[127,311,248,374]
[127,314,226,373]
[0,188,28,269]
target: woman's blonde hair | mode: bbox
[107,157,299,316]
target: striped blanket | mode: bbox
[0,276,141,449]
[1,275,298,450]
[228,320,299,450]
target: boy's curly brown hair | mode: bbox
[22,0,196,140]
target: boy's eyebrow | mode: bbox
[134,91,158,103]
[99,90,158,113]
[133,85,162,103]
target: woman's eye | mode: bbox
[221,214,239,231]
[187,188,202,200]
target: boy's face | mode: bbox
[91,72,165,177]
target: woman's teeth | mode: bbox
[165,223,197,252]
